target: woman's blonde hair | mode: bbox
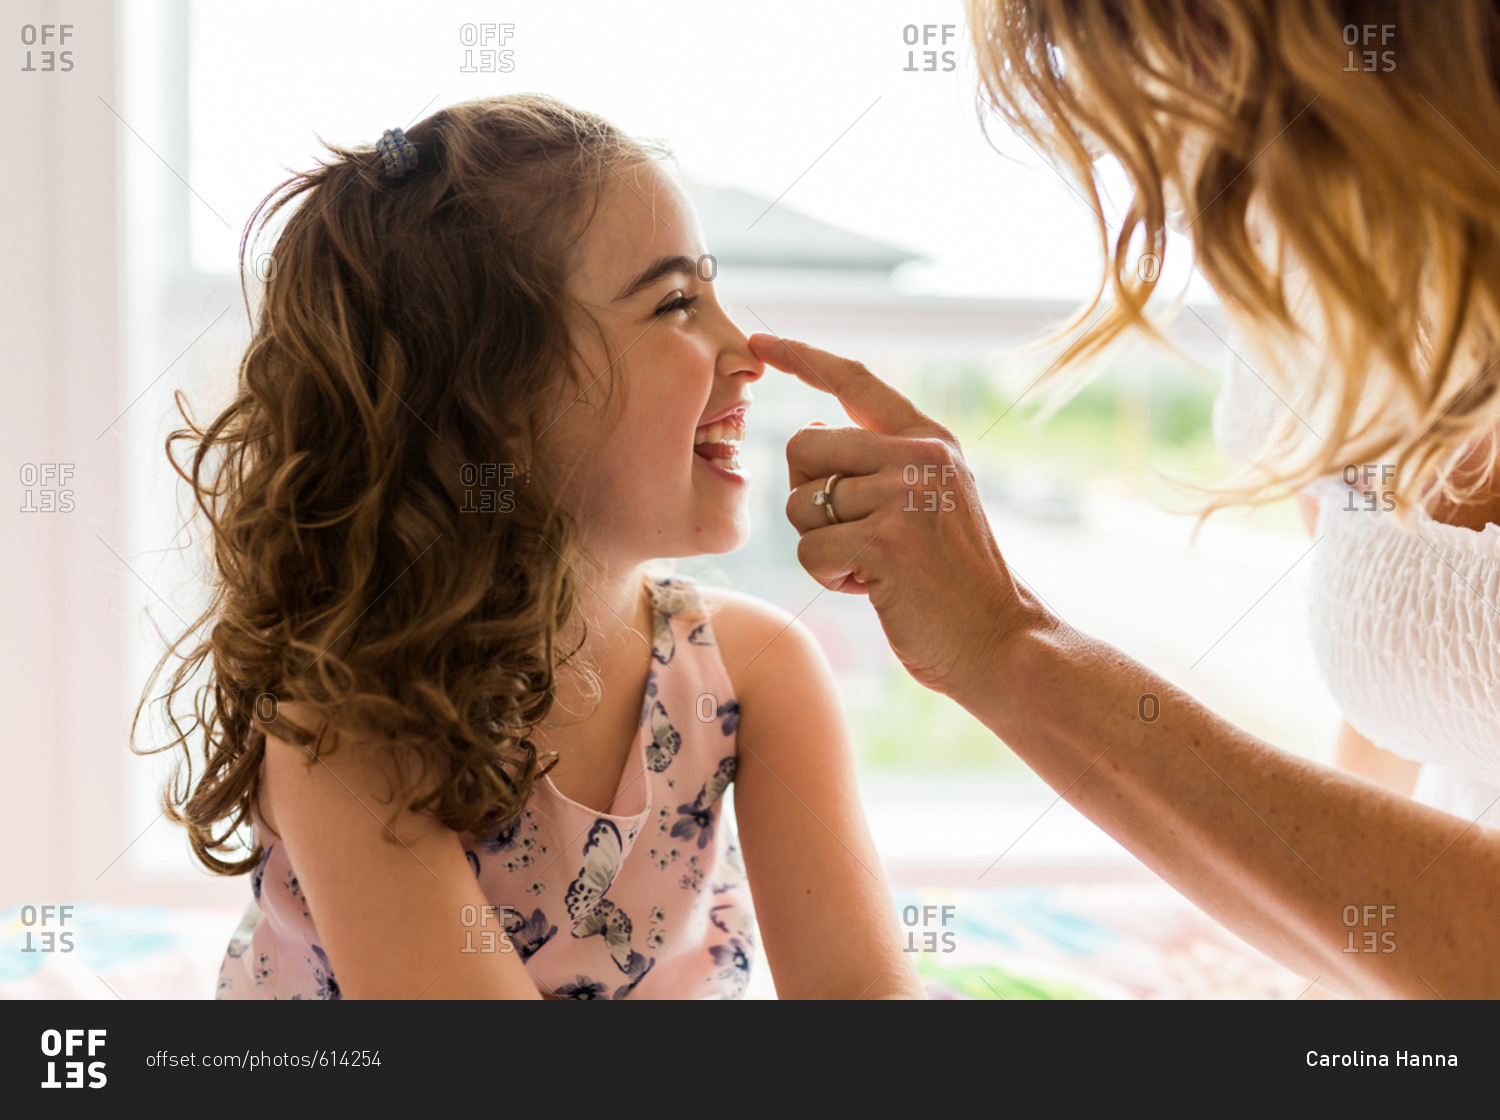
[967,0,1500,511]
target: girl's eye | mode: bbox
[654,294,699,317]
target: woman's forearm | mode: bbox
[961,602,1500,998]
[756,333,1500,998]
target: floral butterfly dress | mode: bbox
[216,575,758,1000]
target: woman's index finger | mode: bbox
[747,334,933,437]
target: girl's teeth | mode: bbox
[693,415,745,445]
[693,412,746,471]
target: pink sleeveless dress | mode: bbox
[215,576,758,999]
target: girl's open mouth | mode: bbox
[693,408,747,473]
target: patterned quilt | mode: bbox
[2,883,1305,1000]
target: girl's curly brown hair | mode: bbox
[134,94,668,874]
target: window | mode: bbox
[111,0,1339,898]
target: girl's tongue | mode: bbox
[693,413,745,470]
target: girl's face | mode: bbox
[544,162,763,566]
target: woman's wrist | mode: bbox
[944,582,1057,716]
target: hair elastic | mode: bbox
[375,127,419,177]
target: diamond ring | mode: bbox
[813,473,843,525]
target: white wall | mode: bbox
[2,0,244,908]
[3,0,127,905]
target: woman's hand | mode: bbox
[748,340,1500,999]
[747,333,1040,703]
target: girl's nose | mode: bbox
[721,322,766,383]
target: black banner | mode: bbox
[0,1000,1483,1101]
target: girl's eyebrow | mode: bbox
[614,255,696,302]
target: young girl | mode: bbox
[140,94,921,1000]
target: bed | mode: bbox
[1,882,1303,999]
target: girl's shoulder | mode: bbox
[646,575,794,638]
[645,575,712,620]
[684,583,825,703]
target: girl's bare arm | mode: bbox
[712,592,924,999]
[261,708,543,999]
